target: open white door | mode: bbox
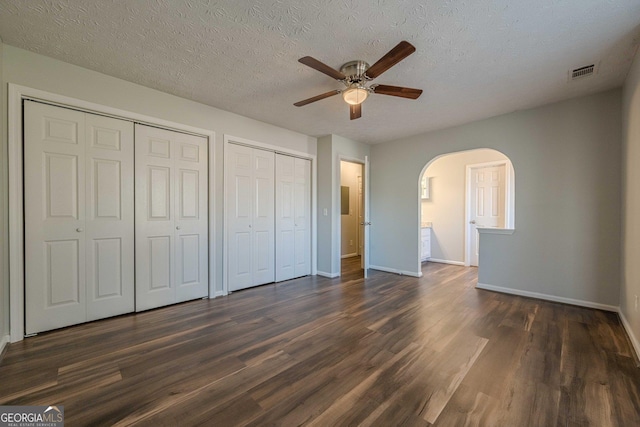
[362,156,371,278]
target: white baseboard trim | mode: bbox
[213,291,228,298]
[476,283,619,312]
[370,265,422,278]
[618,310,640,362]
[427,258,466,266]
[0,334,9,356]
[317,271,340,278]
[341,253,358,259]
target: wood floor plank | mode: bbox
[454,324,529,399]
[1,261,639,425]
[433,384,500,427]
[605,352,640,425]
[111,351,296,426]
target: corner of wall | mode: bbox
[0,38,8,350]
[618,309,640,363]
[621,45,640,361]
[316,136,334,274]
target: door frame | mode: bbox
[464,160,513,267]
[222,135,317,295]
[8,84,216,342]
[339,160,361,260]
[336,156,368,277]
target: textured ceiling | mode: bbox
[0,0,639,144]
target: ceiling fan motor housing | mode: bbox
[340,60,370,84]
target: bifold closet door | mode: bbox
[135,124,208,311]
[275,155,311,282]
[24,101,134,334]
[226,144,275,291]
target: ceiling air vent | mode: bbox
[570,64,596,81]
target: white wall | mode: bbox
[621,49,640,353]
[316,134,369,276]
[422,149,508,263]
[371,90,622,306]
[341,161,361,257]
[1,45,317,337]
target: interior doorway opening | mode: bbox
[340,160,365,278]
[418,149,515,270]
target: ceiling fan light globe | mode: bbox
[342,87,368,105]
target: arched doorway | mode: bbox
[418,149,515,269]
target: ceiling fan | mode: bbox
[294,41,423,120]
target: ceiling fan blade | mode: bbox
[373,84,423,99]
[365,41,416,79]
[299,56,346,80]
[294,90,341,107]
[350,104,362,120]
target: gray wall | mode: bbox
[316,134,370,276]
[371,90,622,306]
[317,136,333,274]
[622,50,640,349]
[1,45,317,340]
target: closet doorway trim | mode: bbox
[8,83,216,343]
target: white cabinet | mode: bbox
[421,227,431,261]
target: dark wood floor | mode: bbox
[1,263,639,426]
[341,254,363,278]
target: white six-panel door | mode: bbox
[469,164,506,266]
[253,149,276,285]
[226,144,254,290]
[85,114,135,320]
[135,124,208,311]
[226,144,275,291]
[25,101,135,334]
[293,157,311,278]
[275,155,311,281]
[275,155,296,282]
[174,134,209,303]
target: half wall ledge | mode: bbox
[477,228,515,235]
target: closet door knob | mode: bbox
[176,226,181,230]
[76,228,84,232]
